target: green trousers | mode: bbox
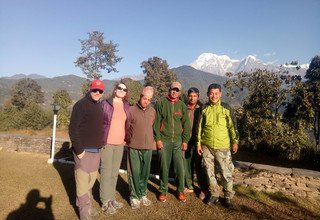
[184,145,194,189]
[100,144,124,204]
[184,145,209,191]
[127,148,153,200]
[158,142,185,193]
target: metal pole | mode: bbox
[316,110,320,152]
[48,113,57,164]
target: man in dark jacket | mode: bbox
[184,87,208,200]
[153,82,191,202]
[69,79,105,220]
[127,86,156,209]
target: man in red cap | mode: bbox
[69,79,105,220]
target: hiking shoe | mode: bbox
[158,194,167,202]
[130,198,141,209]
[102,201,116,215]
[111,200,123,209]
[199,190,207,201]
[89,207,99,218]
[207,196,219,206]
[223,198,234,209]
[140,196,152,206]
[183,187,194,193]
[80,216,91,220]
[177,192,186,202]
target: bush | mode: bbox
[19,104,51,130]
[0,104,51,130]
[238,113,308,160]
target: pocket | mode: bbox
[217,113,227,126]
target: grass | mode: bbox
[1,149,320,220]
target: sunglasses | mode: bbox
[91,89,103,94]
[171,88,180,92]
[117,86,128,92]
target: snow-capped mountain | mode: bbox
[190,53,239,75]
[190,53,309,77]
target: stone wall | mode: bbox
[0,134,70,155]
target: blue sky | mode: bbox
[0,0,319,79]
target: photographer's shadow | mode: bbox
[52,142,78,216]
[6,189,54,220]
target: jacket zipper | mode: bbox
[172,102,174,142]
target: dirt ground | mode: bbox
[1,149,319,220]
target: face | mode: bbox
[208,88,222,104]
[139,95,152,109]
[90,89,103,101]
[115,83,127,99]
[169,88,181,99]
[188,92,199,105]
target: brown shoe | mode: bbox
[177,192,186,202]
[199,190,207,201]
[183,187,194,193]
[158,194,167,202]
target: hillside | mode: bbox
[0,67,244,107]
[172,65,243,105]
[0,75,118,108]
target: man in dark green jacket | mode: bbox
[154,82,191,202]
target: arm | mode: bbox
[181,103,191,148]
[153,101,163,149]
[197,110,204,155]
[69,102,85,156]
[227,106,239,154]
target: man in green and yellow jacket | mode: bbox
[154,81,191,202]
[197,83,239,208]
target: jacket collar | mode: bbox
[136,102,150,111]
[209,100,221,106]
[187,103,200,110]
[166,95,179,103]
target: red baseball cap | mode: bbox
[90,79,104,91]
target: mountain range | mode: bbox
[0,53,310,107]
[190,53,309,77]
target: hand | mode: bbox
[197,145,203,155]
[181,142,187,151]
[77,151,85,159]
[232,144,238,154]
[156,140,163,150]
[45,195,53,207]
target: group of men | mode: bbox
[69,80,239,220]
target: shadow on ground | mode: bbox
[6,189,55,220]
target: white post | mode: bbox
[48,113,57,164]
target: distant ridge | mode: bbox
[3,73,48,80]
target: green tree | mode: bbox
[225,70,288,122]
[75,31,122,80]
[53,90,72,128]
[142,56,177,101]
[305,55,320,82]
[283,80,313,129]
[225,70,308,159]
[304,55,320,149]
[11,78,44,109]
[19,103,51,130]
[121,78,144,105]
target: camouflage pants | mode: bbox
[202,146,235,199]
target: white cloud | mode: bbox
[263,52,276,57]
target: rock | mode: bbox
[292,168,320,178]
